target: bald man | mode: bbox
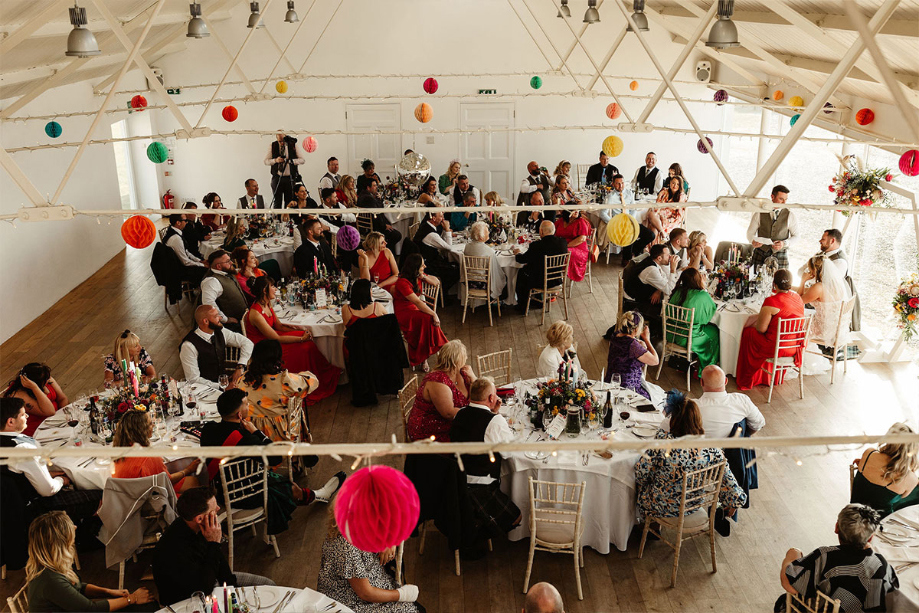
[694,365,765,438]
[523,582,564,613]
[179,305,254,386]
[513,220,568,309]
[517,160,551,210]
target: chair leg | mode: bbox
[524,294,531,317]
[270,535,280,558]
[74,551,81,570]
[588,266,593,294]
[579,545,584,568]
[573,544,583,600]
[395,542,404,584]
[487,300,493,327]
[798,364,805,400]
[670,535,682,587]
[487,539,493,552]
[638,518,650,558]
[418,521,427,555]
[655,348,665,381]
[462,295,468,323]
[686,359,692,392]
[540,294,547,326]
[1,564,5,580]
[767,364,778,404]
[251,524,258,537]
[709,525,717,573]
[830,344,837,384]
[228,526,235,572]
[119,561,125,591]
[454,550,461,576]
[843,342,849,374]
[522,537,536,594]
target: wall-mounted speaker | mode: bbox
[695,61,712,83]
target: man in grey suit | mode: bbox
[238,178,265,209]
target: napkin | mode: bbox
[878,545,919,563]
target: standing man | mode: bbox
[238,179,264,210]
[747,185,798,270]
[264,130,305,209]
[517,161,551,210]
[318,157,341,193]
[632,152,663,196]
[585,151,618,187]
[200,250,247,333]
[450,176,481,231]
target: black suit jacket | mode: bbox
[356,192,391,232]
[238,195,265,209]
[515,235,568,282]
[294,239,336,277]
[585,162,619,186]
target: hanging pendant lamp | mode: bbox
[247,1,265,28]
[557,0,570,18]
[65,3,100,57]
[706,0,740,48]
[583,0,600,23]
[285,1,299,23]
[626,0,649,32]
[186,3,209,38]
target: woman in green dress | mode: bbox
[438,160,461,196]
[667,268,719,372]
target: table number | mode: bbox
[314,289,328,308]
[545,414,566,440]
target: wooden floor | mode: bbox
[2,245,917,613]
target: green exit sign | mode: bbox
[167,87,181,95]
[478,89,497,95]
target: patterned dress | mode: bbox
[318,533,420,613]
[103,348,154,384]
[605,335,650,399]
[238,371,318,442]
[635,431,747,520]
[406,370,471,442]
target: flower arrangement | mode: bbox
[485,216,511,243]
[525,377,597,418]
[708,261,755,300]
[98,386,162,424]
[892,262,919,340]
[830,155,893,217]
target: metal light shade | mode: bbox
[187,3,209,38]
[285,1,299,22]
[557,0,570,18]
[247,2,264,28]
[626,12,649,31]
[706,17,739,47]
[65,5,100,57]
[583,0,600,23]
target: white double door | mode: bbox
[345,103,403,179]
[459,102,515,202]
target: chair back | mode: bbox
[240,309,249,337]
[225,346,241,375]
[713,241,753,262]
[463,255,492,298]
[527,478,586,546]
[617,271,624,317]
[330,232,338,259]
[399,375,418,442]
[477,349,513,387]
[421,281,441,313]
[663,303,695,352]
[576,163,591,189]
[356,213,373,236]
[408,222,421,240]
[772,316,811,361]
[158,226,169,242]
[543,252,570,292]
[785,591,841,613]
[678,461,726,519]
[826,295,857,346]
[219,458,268,513]
[287,395,305,443]
[7,582,28,613]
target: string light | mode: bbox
[488,451,496,463]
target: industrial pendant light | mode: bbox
[557,0,570,18]
[186,3,209,38]
[706,0,739,48]
[247,1,265,28]
[626,0,649,32]
[583,0,600,23]
[65,3,100,57]
[285,1,299,23]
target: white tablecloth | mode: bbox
[201,235,296,277]
[499,379,664,554]
[383,200,425,255]
[710,301,759,376]
[874,505,919,611]
[158,584,354,613]
[445,238,527,307]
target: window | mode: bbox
[111,119,137,210]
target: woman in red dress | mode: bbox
[357,232,399,289]
[232,246,266,305]
[735,269,806,390]
[554,208,592,282]
[201,192,227,231]
[3,363,67,437]
[406,340,476,442]
[244,277,340,403]
[342,279,388,328]
[390,254,448,369]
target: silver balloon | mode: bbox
[396,152,431,187]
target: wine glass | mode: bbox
[609,373,621,397]
[218,374,229,392]
[191,591,207,613]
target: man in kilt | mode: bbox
[746,185,797,270]
[449,377,522,542]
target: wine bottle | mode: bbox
[603,391,613,429]
[88,396,100,435]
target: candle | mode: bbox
[314,258,318,275]
[223,583,228,613]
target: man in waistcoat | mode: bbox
[449,377,521,542]
[746,185,798,270]
[238,179,265,210]
[163,214,208,286]
[264,130,305,209]
[631,152,663,196]
[318,157,341,194]
[200,250,247,333]
[179,305,253,387]
[623,244,678,338]
[517,161,551,211]
[413,210,460,294]
[450,175,481,231]
[585,151,619,187]
[819,228,861,331]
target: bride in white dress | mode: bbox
[797,255,852,373]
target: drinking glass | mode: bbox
[191,591,207,613]
[588,412,599,431]
[218,374,229,392]
[609,373,621,401]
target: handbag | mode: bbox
[590,243,600,263]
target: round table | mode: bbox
[710,299,761,377]
[874,505,919,610]
[444,235,529,306]
[201,235,296,277]
[498,378,664,554]
[157,584,354,613]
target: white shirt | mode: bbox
[165,231,204,267]
[631,166,664,194]
[465,402,516,485]
[696,391,765,439]
[0,432,64,496]
[536,345,582,380]
[179,327,254,385]
[824,248,848,276]
[264,142,305,176]
[746,209,799,247]
[421,223,454,252]
[519,175,548,195]
[201,270,233,323]
[638,261,679,296]
[324,203,356,227]
[600,188,635,223]
[318,173,340,191]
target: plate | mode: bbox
[630,424,658,438]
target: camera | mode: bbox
[283,135,298,144]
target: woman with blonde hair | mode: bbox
[336,174,358,208]
[406,340,475,442]
[112,410,200,493]
[551,160,571,187]
[483,191,511,225]
[439,160,462,196]
[26,511,156,611]
[537,321,582,379]
[104,330,155,387]
[358,231,399,289]
[222,216,247,252]
[605,311,659,399]
[687,230,713,272]
[851,422,919,517]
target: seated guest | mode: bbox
[104,330,156,387]
[516,190,547,231]
[797,255,851,351]
[513,220,568,308]
[851,422,919,518]
[463,221,502,301]
[664,228,690,271]
[163,214,207,286]
[201,249,248,333]
[179,305,253,386]
[289,183,318,212]
[221,216,247,252]
[523,582,564,613]
[604,311,659,399]
[449,175,481,231]
[551,160,571,187]
[3,362,67,437]
[775,504,898,612]
[238,340,320,441]
[1,398,103,528]
[483,191,512,225]
[336,174,358,209]
[632,151,663,196]
[816,228,860,330]
[555,208,591,283]
[413,210,461,294]
[406,340,474,441]
[417,177,439,206]
[623,244,678,335]
[735,269,805,391]
[231,246,267,304]
[391,254,448,370]
[319,188,356,232]
[687,230,714,272]
[646,175,687,245]
[26,511,157,612]
[585,151,618,187]
[201,192,227,231]
[113,410,200,493]
[356,159,381,194]
[245,277,340,402]
[181,202,210,259]
[599,174,655,263]
[635,397,746,523]
[537,321,582,379]
[549,175,580,208]
[318,498,422,613]
[518,161,553,221]
[294,218,337,276]
[318,156,341,193]
[686,366,766,439]
[358,231,399,289]
[667,268,720,371]
[439,160,462,196]
[356,177,403,247]
[342,279,389,327]
[153,487,275,606]
[238,178,265,209]
[668,162,690,195]
[450,377,522,537]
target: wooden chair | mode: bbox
[217,459,280,571]
[785,591,841,613]
[525,252,570,326]
[225,346,241,376]
[617,271,625,319]
[462,255,500,326]
[849,463,857,495]
[421,280,441,314]
[576,163,591,190]
[6,581,27,613]
[656,303,698,390]
[805,296,858,384]
[763,315,812,403]
[330,232,338,259]
[523,478,587,600]
[638,461,727,587]
[398,375,418,442]
[408,222,421,240]
[477,349,513,387]
[116,509,164,589]
[286,395,308,481]
[356,213,374,237]
[582,228,598,295]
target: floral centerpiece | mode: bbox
[525,364,598,434]
[485,215,511,243]
[830,155,893,217]
[892,263,919,340]
[382,175,418,202]
[97,384,164,424]
[708,260,755,300]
